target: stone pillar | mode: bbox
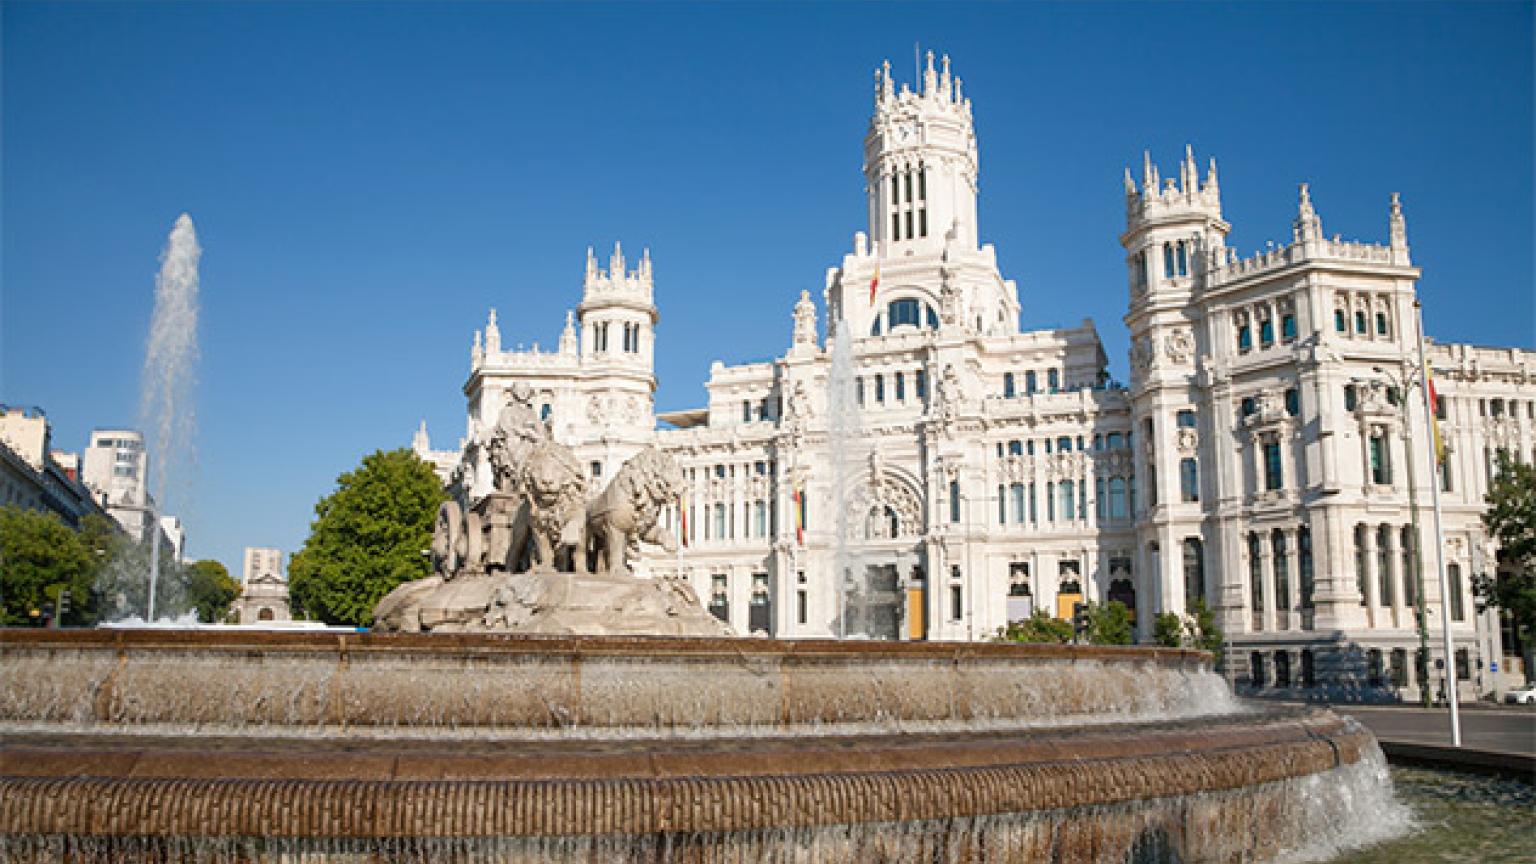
[1384,526,1405,629]
[1260,537,1276,633]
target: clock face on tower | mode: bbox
[894,122,916,144]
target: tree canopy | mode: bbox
[185,559,241,623]
[289,448,446,625]
[1477,452,1536,648]
[0,506,96,626]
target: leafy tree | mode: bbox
[1150,600,1224,659]
[1084,600,1134,646]
[185,559,241,623]
[994,609,1074,644]
[0,506,94,626]
[1476,452,1536,663]
[1152,613,1184,648]
[289,448,446,625]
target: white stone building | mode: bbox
[232,547,291,623]
[417,54,1534,699]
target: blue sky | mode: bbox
[3,2,1532,572]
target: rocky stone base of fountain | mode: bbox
[371,569,731,636]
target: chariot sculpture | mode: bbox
[374,384,724,636]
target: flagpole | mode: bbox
[1415,299,1461,747]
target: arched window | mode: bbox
[1401,526,1417,608]
[1183,537,1206,608]
[1298,526,1314,609]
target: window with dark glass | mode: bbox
[874,374,885,403]
[1355,310,1368,333]
[1025,371,1037,394]
[1369,435,1390,485]
[1260,318,1275,346]
[1334,309,1347,332]
[1176,410,1196,428]
[1264,441,1283,490]
[1003,372,1015,398]
[1047,369,1060,392]
[1180,458,1199,502]
[949,481,961,523]
[1376,312,1389,336]
[1281,312,1297,341]
[1007,440,1023,456]
[1184,537,1206,608]
[1241,397,1257,417]
[915,369,927,399]
[894,372,905,401]
[1285,388,1300,416]
[1238,325,1252,351]
[1108,478,1128,520]
[1249,533,1263,612]
[1344,385,1357,411]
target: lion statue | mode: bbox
[516,439,587,572]
[586,446,683,577]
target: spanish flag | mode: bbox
[1426,365,1446,462]
[793,485,806,546]
[679,495,690,548]
[868,264,881,304]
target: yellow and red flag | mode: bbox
[1426,367,1446,462]
[868,264,881,305]
[792,485,806,546]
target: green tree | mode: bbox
[1084,600,1134,646]
[289,448,446,625]
[1152,613,1184,648]
[1150,600,1224,659]
[993,609,1074,644]
[1476,452,1536,665]
[0,506,94,626]
[185,559,241,623]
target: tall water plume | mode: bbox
[137,214,201,620]
[826,317,863,636]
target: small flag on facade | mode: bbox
[793,485,806,546]
[1426,366,1446,462]
[679,495,689,547]
[868,264,881,304]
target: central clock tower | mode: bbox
[864,51,980,256]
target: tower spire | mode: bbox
[1389,192,1408,249]
[1293,183,1322,243]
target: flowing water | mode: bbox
[1330,767,1535,863]
[136,214,201,620]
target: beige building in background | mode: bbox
[417,55,1534,700]
[232,546,291,623]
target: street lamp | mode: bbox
[1362,363,1433,709]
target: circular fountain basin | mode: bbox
[0,629,1398,863]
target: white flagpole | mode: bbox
[1415,299,1461,747]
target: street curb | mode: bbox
[1380,740,1536,783]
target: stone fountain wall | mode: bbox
[0,630,1405,863]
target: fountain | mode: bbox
[138,213,201,621]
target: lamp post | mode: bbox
[1364,364,1432,709]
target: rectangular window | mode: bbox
[915,369,927,399]
[998,485,1007,525]
[1011,483,1026,524]
[1369,435,1390,485]
[1335,309,1347,332]
[1449,563,1465,622]
[1355,310,1368,333]
[1047,369,1060,391]
[1238,325,1252,351]
[1058,480,1075,521]
[1180,458,1199,502]
[1095,478,1106,520]
[1344,385,1357,411]
[904,172,912,203]
[1028,483,1037,523]
[918,169,926,200]
[949,481,961,523]
[1259,318,1274,346]
[919,208,927,238]
[905,210,914,239]
[892,212,901,240]
[950,584,963,621]
[1109,478,1128,520]
[895,372,905,402]
[1264,442,1283,490]
[1285,388,1300,416]
[1281,313,1297,341]
[874,375,885,403]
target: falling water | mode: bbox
[138,214,201,621]
[826,318,864,637]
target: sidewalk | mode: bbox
[1246,696,1535,781]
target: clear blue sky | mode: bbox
[3,2,1532,572]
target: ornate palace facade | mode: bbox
[416,55,1534,699]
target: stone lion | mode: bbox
[585,446,683,578]
[517,439,587,572]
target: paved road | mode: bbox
[1256,700,1535,755]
